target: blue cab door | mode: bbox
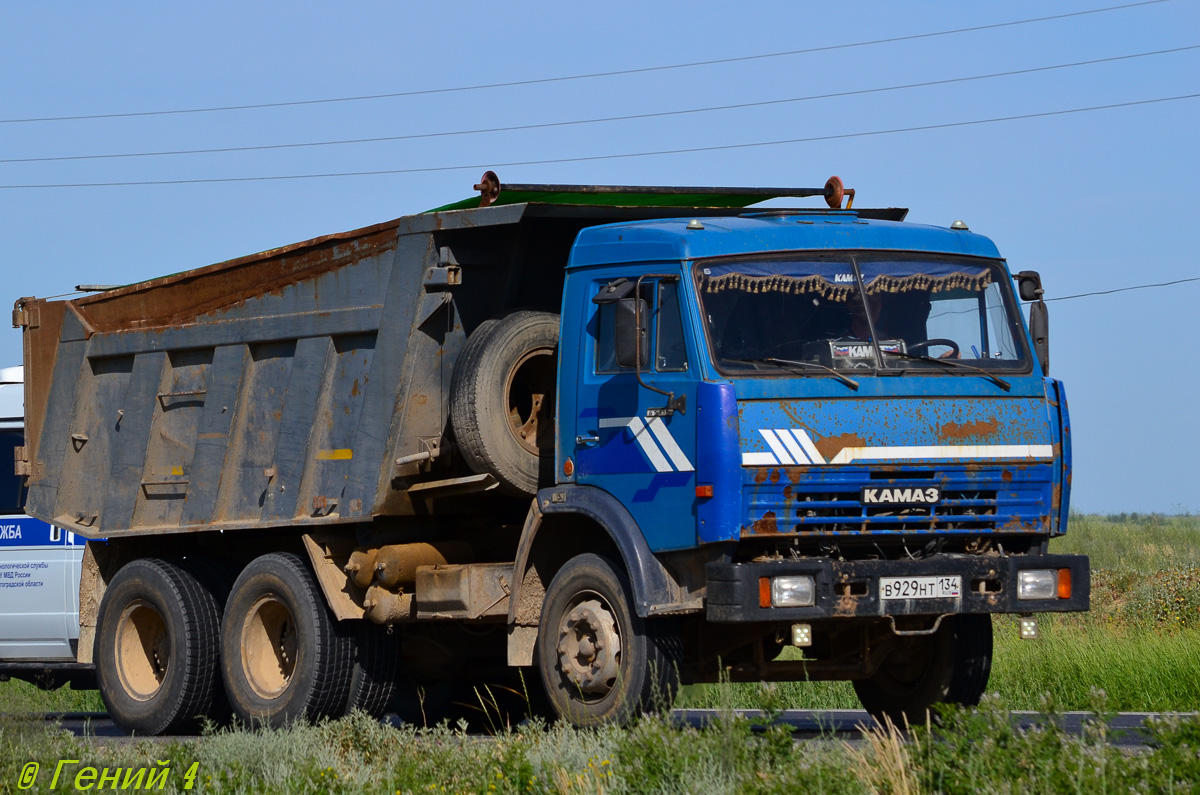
[572,277,700,552]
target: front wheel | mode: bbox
[220,552,353,728]
[853,614,992,726]
[537,554,679,727]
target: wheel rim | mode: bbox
[505,347,556,456]
[877,639,935,690]
[241,594,299,699]
[115,600,170,701]
[556,593,622,698]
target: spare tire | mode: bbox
[451,310,559,495]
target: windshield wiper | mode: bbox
[726,357,859,391]
[882,351,1011,391]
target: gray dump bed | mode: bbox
[16,204,596,538]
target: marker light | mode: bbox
[791,623,813,647]
[1019,617,1040,639]
[1017,570,1056,600]
[771,576,816,607]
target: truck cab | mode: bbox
[534,206,1084,723]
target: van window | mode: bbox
[0,430,26,516]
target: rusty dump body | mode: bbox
[15,201,743,539]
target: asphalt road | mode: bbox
[26,709,1180,747]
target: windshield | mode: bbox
[695,255,1029,375]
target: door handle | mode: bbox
[575,434,600,446]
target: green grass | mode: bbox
[1050,512,1200,571]
[3,705,1200,793]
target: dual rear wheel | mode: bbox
[97,552,397,734]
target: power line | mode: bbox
[0,92,1194,190]
[4,44,1194,166]
[0,0,1174,126]
[1046,275,1200,302]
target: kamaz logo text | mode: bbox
[861,487,941,505]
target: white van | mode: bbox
[0,366,91,688]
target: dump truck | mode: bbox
[13,173,1088,734]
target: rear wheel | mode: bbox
[537,554,679,727]
[95,558,224,735]
[853,614,993,726]
[220,552,353,728]
[344,621,400,718]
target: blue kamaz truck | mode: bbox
[14,174,1087,734]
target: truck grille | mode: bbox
[742,466,1049,536]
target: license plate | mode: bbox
[879,575,961,600]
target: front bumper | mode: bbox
[706,553,1089,622]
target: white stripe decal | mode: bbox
[647,417,694,472]
[626,417,673,472]
[828,444,1054,464]
[759,429,795,465]
[791,429,826,465]
[742,452,778,466]
[775,428,810,464]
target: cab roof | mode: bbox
[567,211,1002,269]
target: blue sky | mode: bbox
[1,1,1196,513]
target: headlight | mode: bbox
[771,576,816,607]
[1017,569,1056,600]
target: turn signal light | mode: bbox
[1057,568,1072,599]
[695,484,714,498]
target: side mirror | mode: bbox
[1016,270,1043,302]
[1029,299,1049,376]
[615,297,650,368]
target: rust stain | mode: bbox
[70,220,400,333]
[752,511,779,535]
[939,417,1000,441]
[754,469,767,484]
[768,469,780,484]
[1001,470,1013,482]
[785,467,804,483]
[783,485,793,500]
[350,378,360,397]
[814,432,868,461]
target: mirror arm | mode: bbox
[633,274,686,416]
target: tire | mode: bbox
[95,558,224,735]
[853,614,993,727]
[451,310,559,496]
[220,552,354,728]
[537,554,680,727]
[344,622,400,718]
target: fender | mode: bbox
[509,484,679,622]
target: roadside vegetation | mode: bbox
[1,513,1198,792]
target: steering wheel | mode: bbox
[907,338,960,357]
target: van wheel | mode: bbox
[853,614,993,726]
[537,554,679,727]
[221,553,353,728]
[95,558,224,735]
[451,310,559,496]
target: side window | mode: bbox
[0,430,26,516]
[656,281,688,372]
[594,280,689,374]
